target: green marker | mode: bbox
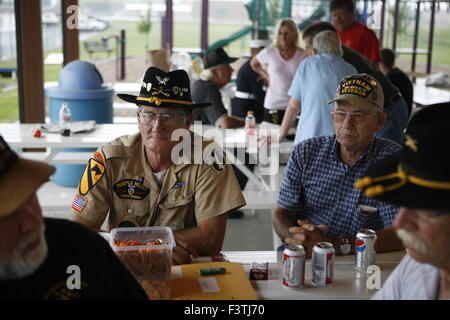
[199,268,226,275]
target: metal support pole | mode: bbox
[255,0,262,39]
[162,0,173,50]
[392,0,400,51]
[427,0,436,74]
[120,29,125,80]
[201,0,208,52]
[379,0,386,47]
[411,1,421,72]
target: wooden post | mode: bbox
[14,0,45,123]
[62,0,79,66]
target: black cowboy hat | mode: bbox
[117,67,210,108]
[202,47,238,69]
[355,104,450,211]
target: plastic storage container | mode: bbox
[110,226,176,300]
[45,60,114,187]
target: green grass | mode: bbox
[1,19,449,122]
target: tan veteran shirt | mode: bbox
[71,132,246,231]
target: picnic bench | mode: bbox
[83,39,114,59]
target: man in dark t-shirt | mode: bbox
[0,136,147,300]
[230,39,271,123]
[379,48,414,117]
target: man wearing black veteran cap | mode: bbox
[71,67,246,265]
[273,73,404,257]
[355,104,450,300]
[0,137,147,299]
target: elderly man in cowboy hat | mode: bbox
[71,67,246,265]
[273,73,404,257]
[355,104,450,300]
[0,137,147,299]
[191,47,257,219]
[192,47,244,129]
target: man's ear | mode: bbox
[375,112,387,133]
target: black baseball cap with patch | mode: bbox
[0,136,55,217]
[355,104,450,211]
[328,73,384,112]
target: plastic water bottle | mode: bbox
[59,102,72,136]
[245,111,256,136]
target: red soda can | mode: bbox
[312,242,335,286]
[282,245,305,289]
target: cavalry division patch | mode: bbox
[79,158,105,195]
[113,179,150,200]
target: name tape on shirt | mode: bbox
[79,158,105,195]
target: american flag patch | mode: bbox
[71,194,87,213]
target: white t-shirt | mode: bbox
[255,45,306,110]
[372,254,440,300]
[153,170,167,187]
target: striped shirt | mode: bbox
[278,135,401,236]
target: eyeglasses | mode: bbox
[331,110,377,123]
[137,111,186,126]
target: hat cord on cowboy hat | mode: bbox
[355,163,450,197]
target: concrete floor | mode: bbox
[222,210,274,251]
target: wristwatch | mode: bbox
[338,237,351,255]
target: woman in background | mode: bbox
[250,18,306,124]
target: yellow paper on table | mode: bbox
[170,262,257,300]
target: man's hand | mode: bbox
[172,237,198,265]
[258,134,284,146]
[284,219,330,257]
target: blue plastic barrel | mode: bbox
[45,60,114,187]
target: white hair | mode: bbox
[313,30,343,56]
[199,64,224,81]
[199,68,214,81]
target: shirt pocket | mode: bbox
[357,204,382,230]
[159,193,193,209]
[158,193,195,231]
[112,199,151,227]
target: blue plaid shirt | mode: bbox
[278,135,401,236]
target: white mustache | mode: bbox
[337,127,357,137]
[396,229,428,254]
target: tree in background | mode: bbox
[138,8,152,50]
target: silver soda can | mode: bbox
[282,245,305,289]
[355,229,377,272]
[312,242,335,286]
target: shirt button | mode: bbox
[127,208,133,214]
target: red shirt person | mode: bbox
[330,0,380,63]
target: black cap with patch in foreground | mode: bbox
[117,66,211,109]
[355,104,450,211]
[0,136,55,217]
